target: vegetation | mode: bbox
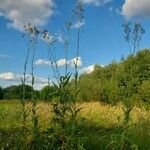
[1,49,149,106]
[40,85,56,101]
[2,85,33,100]
[0,49,149,149]
[0,100,150,149]
[77,49,150,105]
[0,1,150,149]
[0,87,4,99]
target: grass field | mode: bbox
[0,100,150,149]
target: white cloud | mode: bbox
[56,59,68,67]
[122,0,150,19]
[80,64,105,74]
[0,72,48,84]
[72,20,85,29]
[70,57,82,67]
[35,57,82,67]
[35,59,66,67]
[35,59,51,66]
[79,0,113,6]
[0,72,15,80]
[0,72,50,90]
[80,65,95,74]
[0,0,55,30]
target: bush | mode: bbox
[139,80,150,103]
[40,85,57,101]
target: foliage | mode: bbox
[0,101,150,150]
[40,85,57,101]
[3,85,33,100]
[76,49,150,105]
[1,49,149,106]
[139,80,150,103]
[0,87,4,100]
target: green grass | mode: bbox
[0,100,150,149]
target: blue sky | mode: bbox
[0,0,150,89]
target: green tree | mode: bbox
[0,86,4,99]
[76,49,150,105]
[3,85,33,99]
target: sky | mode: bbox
[0,0,150,90]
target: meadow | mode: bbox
[0,1,150,150]
[0,100,149,149]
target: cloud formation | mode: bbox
[35,59,51,66]
[0,0,54,30]
[80,65,95,74]
[35,57,82,67]
[80,64,105,74]
[122,0,150,19]
[56,59,68,67]
[0,72,48,90]
[0,72,48,84]
[79,0,113,6]
[0,72,15,80]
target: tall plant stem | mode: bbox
[75,27,81,95]
[31,39,39,139]
[47,45,60,84]
[21,38,30,126]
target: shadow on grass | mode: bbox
[0,118,149,150]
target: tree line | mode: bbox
[0,49,149,105]
[76,49,150,105]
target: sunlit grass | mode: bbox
[0,100,150,149]
[0,100,149,129]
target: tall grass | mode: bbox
[0,101,149,149]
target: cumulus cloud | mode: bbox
[79,0,113,6]
[80,64,105,74]
[0,72,48,84]
[0,72,15,80]
[35,59,66,67]
[0,72,49,90]
[56,59,68,67]
[35,59,51,66]
[122,0,150,19]
[80,65,95,74]
[35,57,82,67]
[0,0,55,30]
